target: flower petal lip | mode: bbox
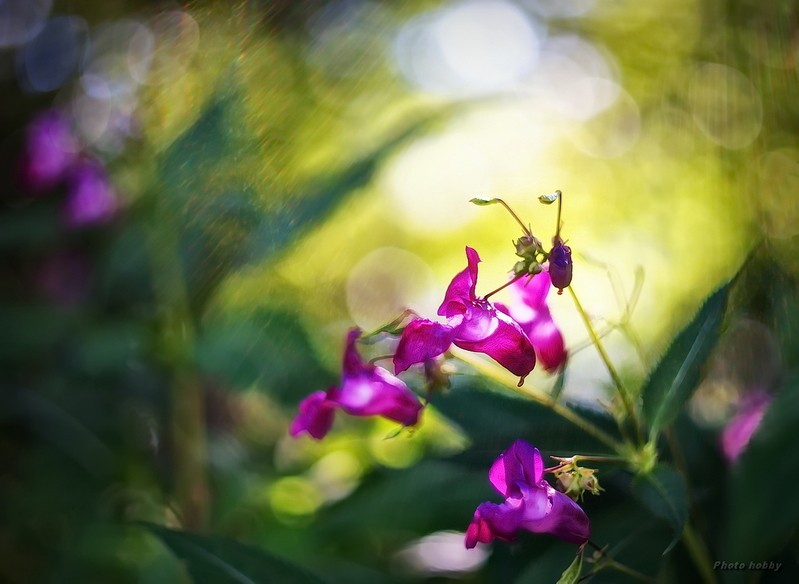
[393,319,455,374]
[453,309,536,379]
[290,390,335,439]
[523,486,591,544]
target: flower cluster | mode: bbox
[290,193,585,550]
[465,440,591,548]
[291,245,568,440]
[18,110,118,227]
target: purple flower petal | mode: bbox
[393,318,456,374]
[332,367,423,426]
[489,439,544,496]
[19,110,78,192]
[290,390,336,440]
[342,328,368,376]
[465,501,523,548]
[438,246,481,318]
[497,273,567,372]
[523,486,591,545]
[454,309,536,379]
[721,390,771,462]
[63,159,117,227]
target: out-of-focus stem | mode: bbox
[683,522,717,584]
[568,287,642,443]
[452,348,623,454]
[148,202,208,531]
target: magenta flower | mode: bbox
[393,247,536,382]
[62,159,118,227]
[465,440,590,548]
[721,389,771,462]
[18,110,79,192]
[291,329,424,440]
[495,271,567,372]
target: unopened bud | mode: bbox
[548,238,573,293]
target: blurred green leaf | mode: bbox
[632,464,687,554]
[195,309,331,401]
[142,524,326,584]
[642,282,730,437]
[727,376,799,563]
[317,460,489,543]
[158,85,442,315]
[431,379,620,463]
[555,552,583,584]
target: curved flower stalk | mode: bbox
[291,329,424,440]
[495,270,568,372]
[465,440,590,548]
[393,247,536,383]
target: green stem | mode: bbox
[605,559,657,583]
[451,348,623,454]
[682,522,717,584]
[148,199,209,531]
[568,287,642,443]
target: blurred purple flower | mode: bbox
[18,110,79,192]
[495,270,567,372]
[721,390,771,462]
[36,250,92,308]
[465,440,590,549]
[291,329,423,440]
[393,247,536,383]
[548,238,573,293]
[62,158,118,227]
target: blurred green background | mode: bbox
[2,0,799,582]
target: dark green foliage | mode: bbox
[143,524,327,584]
[642,282,730,437]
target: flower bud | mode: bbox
[548,238,572,293]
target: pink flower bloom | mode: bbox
[62,159,118,227]
[18,110,79,192]
[465,440,590,549]
[291,329,423,440]
[393,247,536,382]
[721,390,771,462]
[495,271,567,372]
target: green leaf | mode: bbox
[142,524,326,584]
[195,309,330,402]
[642,282,730,437]
[555,552,583,584]
[431,378,620,463]
[632,464,687,554]
[727,377,799,562]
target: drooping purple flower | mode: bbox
[18,110,79,192]
[721,389,771,462]
[465,440,590,549]
[393,247,536,382]
[495,270,567,372]
[548,238,572,293]
[62,158,118,227]
[291,329,423,440]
